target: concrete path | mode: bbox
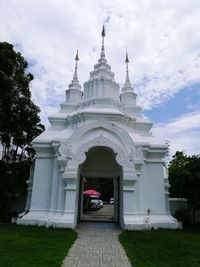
[62,222,132,267]
[82,204,114,221]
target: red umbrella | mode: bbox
[83,189,101,196]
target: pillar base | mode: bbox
[17,210,76,229]
[123,212,180,230]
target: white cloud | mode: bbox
[152,110,200,156]
[0,0,200,155]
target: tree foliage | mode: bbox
[0,42,45,221]
[168,151,200,223]
[0,42,44,162]
[0,160,29,221]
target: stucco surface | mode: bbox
[18,30,179,230]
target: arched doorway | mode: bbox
[78,146,122,223]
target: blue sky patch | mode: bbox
[144,84,200,124]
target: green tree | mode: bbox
[0,42,44,221]
[0,42,44,162]
[168,151,188,198]
[184,155,200,223]
[168,151,200,223]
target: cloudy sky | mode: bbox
[0,0,200,156]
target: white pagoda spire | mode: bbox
[68,50,81,91]
[125,52,131,86]
[120,52,137,109]
[100,25,106,61]
[65,50,82,104]
[122,52,134,92]
[83,25,120,102]
[71,50,79,85]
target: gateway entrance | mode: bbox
[80,177,118,221]
[78,146,121,222]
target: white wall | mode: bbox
[30,157,54,211]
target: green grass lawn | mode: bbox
[0,224,77,267]
[119,229,200,267]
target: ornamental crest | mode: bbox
[59,141,74,159]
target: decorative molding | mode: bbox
[68,120,135,153]
[59,126,146,173]
[58,121,155,178]
[59,142,74,159]
[51,142,60,156]
[128,146,143,162]
[75,134,131,168]
[57,156,67,172]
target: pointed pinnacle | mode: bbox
[100,25,106,61]
[101,25,105,37]
[125,52,129,63]
[75,50,79,61]
[72,50,79,83]
[125,52,131,85]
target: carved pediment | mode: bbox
[128,146,143,162]
[59,142,74,159]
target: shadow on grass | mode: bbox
[119,228,200,267]
[0,223,77,267]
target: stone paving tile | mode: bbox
[61,222,132,267]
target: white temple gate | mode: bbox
[18,27,179,230]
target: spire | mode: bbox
[69,50,81,90]
[102,25,105,38]
[125,52,131,85]
[100,25,106,61]
[71,50,79,84]
[122,52,135,94]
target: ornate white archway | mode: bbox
[58,133,139,228]
[59,120,144,174]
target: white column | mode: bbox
[48,143,60,215]
[25,162,34,212]
[122,168,138,229]
[56,160,66,215]
[30,155,53,214]
[79,177,84,221]
[113,177,119,222]
[18,145,54,226]
[62,168,78,227]
[49,157,79,228]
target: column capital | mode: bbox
[51,141,60,156]
[57,156,67,172]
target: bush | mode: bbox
[174,208,191,228]
[0,160,30,222]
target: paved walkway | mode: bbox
[62,222,132,267]
[82,204,114,221]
